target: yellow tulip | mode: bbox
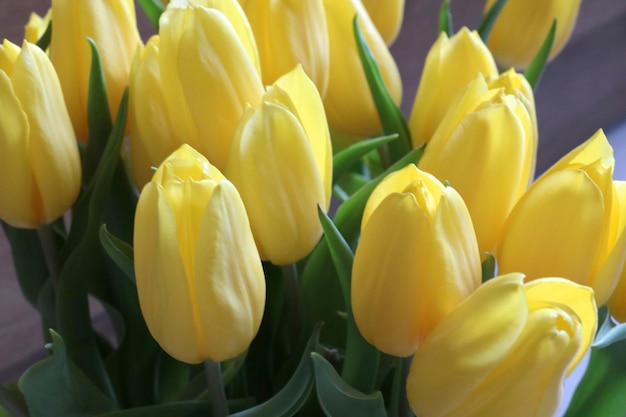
[24,9,51,45]
[49,0,141,142]
[227,65,332,265]
[351,164,481,357]
[0,40,81,229]
[407,273,597,417]
[239,0,330,95]
[485,0,582,69]
[129,36,180,189]
[497,130,626,305]
[322,0,402,138]
[607,181,626,321]
[408,27,498,147]
[158,2,264,172]
[359,0,405,45]
[134,144,265,364]
[418,71,537,255]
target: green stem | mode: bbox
[281,263,302,345]
[0,384,29,417]
[398,357,413,417]
[37,224,63,287]
[204,360,228,417]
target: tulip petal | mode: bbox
[407,273,528,417]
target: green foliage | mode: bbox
[477,0,508,42]
[524,20,557,90]
[481,253,497,283]
[137,0,166,30]
[438,0,453,36]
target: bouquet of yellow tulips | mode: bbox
[1,0,624,416]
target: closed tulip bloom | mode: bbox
[352,164,481,357]
[50,0,141,142]
[407,273,597,417]
[0,40,80,228]
[159,2,264,172]
[359,0,405,45]
[227,65,332,265]
[409,27,498,147]
[134,144,265,363]
[129,36,180,189]
[322,0,402,138]
[497,130,626,305]
[484,0,582,69]
[418,72,537,255]
[24,9,51,44]
[239,0,330,95]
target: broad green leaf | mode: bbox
[524,20,556,90]
[438,0,453,36]
[99,224,135,281]
[481,253,496,283]
[563,341,626,417]
[312,353,387,417]
[477,0,508,42]
[96,402,210,417]
[353,17,411,163]
[137,0,166,30]
[333,135,398,183]
[230,324,322,417]
[18,331,118,417]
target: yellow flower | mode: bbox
[239,0,330,96]
[407,273,597,417]
[134,144,265,364]
[351,164,481,357]
[418,71,537,255]
[322,0,402,138]
[50,0,141,142]
[360,0,405,45]
[0,40,80,229]
[158,1,264,172]
[497,130,626,305]
[24,9,51,44]
[607,182,626,321]
[227,65,332,265]
[484,0,582,69]
[408,27,498,147]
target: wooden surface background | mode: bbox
[1,0,626,382]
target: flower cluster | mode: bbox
[1,1,623,417]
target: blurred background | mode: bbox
[1,0,625,383]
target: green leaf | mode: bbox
[593,308,626,349]
[96,402,210,417]
[523,20,556,90]
[333,134,398,184]
[477,0,508,42]
[481,253,496,283]
[353,16,412,163]
[137,0,166,30]
[99,224,135,281]
[438,0,453,36]
[312,353,387,417]
[563,341,626,417]
[230,323,322,417]
[18,330,118,417]
[36,20,52,51]
[84,38,113,185]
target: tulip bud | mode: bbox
[227,65,332,265]
[24,9,51,45]
[158,2,264,172]
[484,0,582,69]
[322,0,402,138]
[239,0,330,96]
[0,40,81,228]
[351,164,481,357]
[407,273,597,417]
[50,0,141,142]
[408,27,498,147]
[418,71,537,255]
[359,0,405,45]
[497,130,626,305]
[134,144,265,364]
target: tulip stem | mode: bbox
[37,223,64,287]
[204,360,229,417]
[281,263,303,346]
[0,384,28,417]
[392,356,413,417]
